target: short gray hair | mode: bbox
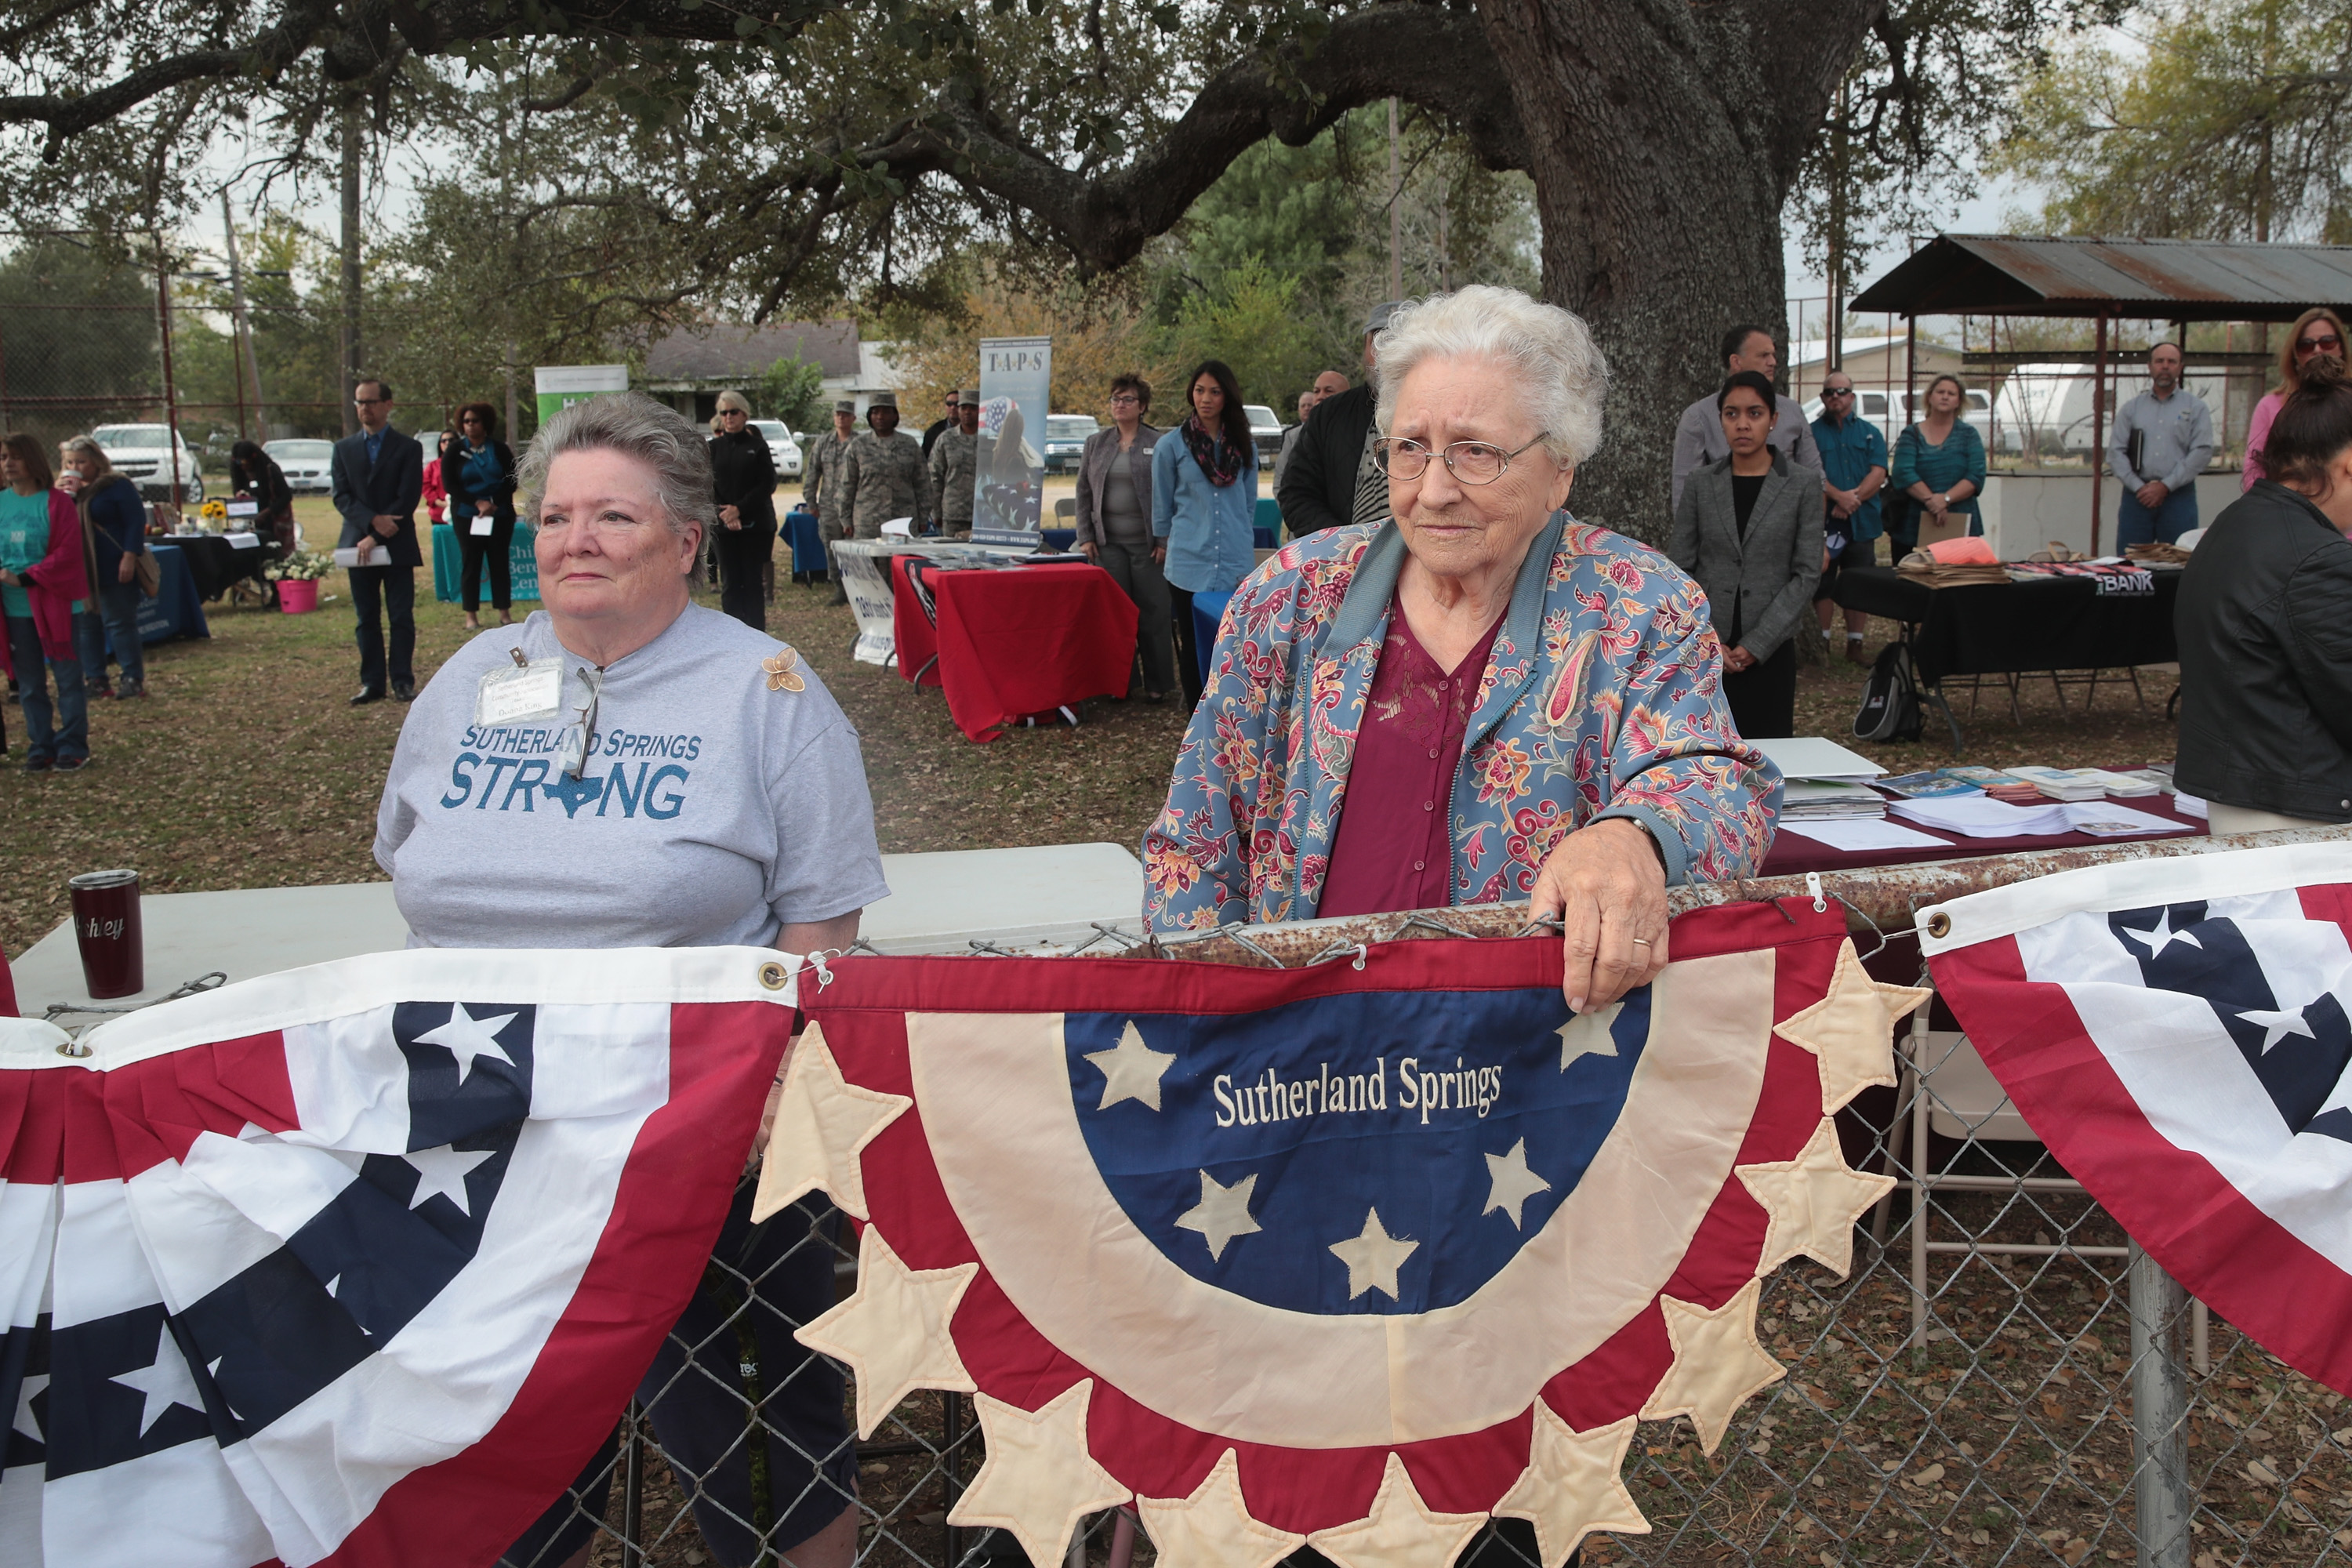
[518,392,719,543]
[1373,285,1610,469]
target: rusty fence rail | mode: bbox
[527,828,2352,1568]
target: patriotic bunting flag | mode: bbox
[0,946,797,1568]
[1922,841,2352,1399]
[763,902,1919,1568]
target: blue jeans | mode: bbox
[2117,485,2199,547]
[5,615,88,761]
[72,582,146,691]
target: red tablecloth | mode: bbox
[892,557,1139,742]
[1759,789,2208,877]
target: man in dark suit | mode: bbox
[1275,300,1399,538]
[329,377,425,705]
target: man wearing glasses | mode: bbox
[1809,371,1887,662]
[329,378,424,704]
[2108,341,2214,546]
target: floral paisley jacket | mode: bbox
[1142,512,1781,931]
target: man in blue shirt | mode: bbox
[1809,370,1887,662]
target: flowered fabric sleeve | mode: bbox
[1586,569,1780,883]
[1142,568,1290,931]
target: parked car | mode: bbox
[1042,414,1102,474]
[264,438,336,495]
[751,419,804,481]
[93,423,205,505]
[1799,387,1994,452]
[1244,405,1284,470]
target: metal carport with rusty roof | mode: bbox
[1852,234,2352,321]
[1850,234,2352,547]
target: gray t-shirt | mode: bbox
[374,603,888,949]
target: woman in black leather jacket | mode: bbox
[2176,355,2352,833]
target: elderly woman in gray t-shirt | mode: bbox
[1072,373,1175,701]
[375,392,882,1568]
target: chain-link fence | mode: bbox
[0,245,344,506]
[492,897,2351,1568]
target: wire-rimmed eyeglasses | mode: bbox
[1372,432,1551,485]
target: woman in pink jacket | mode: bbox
[0,432,95,771]
[2244,307,2350,492]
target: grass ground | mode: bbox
[0,495,2181,960]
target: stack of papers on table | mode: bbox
[1750,736,1886,784]
[1892,795,2074,836]
[1782,780,1889,820]
[1891,795,2193,839]
[2005,766,2111,800]
[1774,818,1952,853]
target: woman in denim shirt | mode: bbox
[1152,359,1259,707]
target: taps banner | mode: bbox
[971,336,1049,544]
[761,902,1915,1568]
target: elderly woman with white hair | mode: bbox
[375,391,884,1568]
[1144,285,1779,1011]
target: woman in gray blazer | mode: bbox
[1073,374,1175,700]
[1668,370,1825,739]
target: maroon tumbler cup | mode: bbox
[69,869,143,1000]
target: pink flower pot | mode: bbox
[278,579,319,614]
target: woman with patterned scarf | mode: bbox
[1151,358,1260,708]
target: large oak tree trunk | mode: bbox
[1477,0,1880,545]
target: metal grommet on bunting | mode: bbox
[1926,911,1952,940]
[55,1039,92,1059]
[757,960,790,992]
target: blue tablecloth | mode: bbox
[129,544,209,644]
[1254,496,1280,550]
[783,510,827,577]
[1191,588,1232,688]
[431,522,540,604]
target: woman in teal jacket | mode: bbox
[1889,375,1987,547]
[1152,359,1259,708]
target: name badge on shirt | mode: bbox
[475,657,564,726]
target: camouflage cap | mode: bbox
[833,400,855,414]
[958,390,980,403]
[869,390,898,409]
[1364,299,1406,336]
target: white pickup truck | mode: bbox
[92,424,205,505]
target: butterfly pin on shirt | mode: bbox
[763,648,807,693]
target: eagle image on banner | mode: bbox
[0,946,797,1567]
[1921,841,2352,1400]
[760,902,1921,1568]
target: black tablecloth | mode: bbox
[1832,565,2180,683]
[162,534,278,601]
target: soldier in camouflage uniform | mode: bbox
[927,389,980,535]
[842,390,930,539]
[803,399,859,599]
